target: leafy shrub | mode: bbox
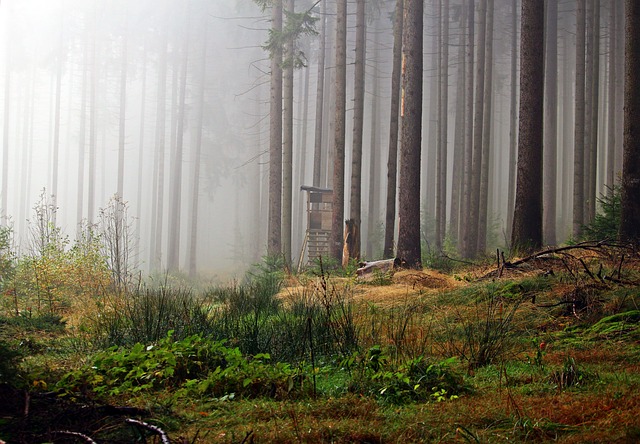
[58,331,309,400]
[344,346,466,405]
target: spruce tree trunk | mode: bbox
[506,0,518,239]
[436,0,449,252]
[573,0,586,239]
[543,0,558,245]
[268,0,283,256]
[467,0,487,258]
[330,0,347,262]
[312,2,326,187]
[349,0,366,261]
[607,0,617,194]
[282,0,295,264]
[621,0,640,241]
[396,0,423,268]
[383,0,403,259]
[460,0,475,254]
[512,0,544,252]
[477,0,494,254]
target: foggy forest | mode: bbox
[0,0,634,278]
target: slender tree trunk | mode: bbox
[573,0,586,239]
[282,0,295,264]
[349,0,366,261]
[587,0,600,223]
[330,0,347,261]
[367,32,380,259]
[467,0,487,258]
[621,0,640,241]
[167,18,189,272]
[436,0,449,252]
[607,0,617,193]
[117,23,128,200]
[87,22,98,227]
[76,25,89,235]
[477,0,495,254]
[543,0,558,245]
[459,0,475,254]
[312,1,326,187]
[1,27,9,224]
[449,2,467,245]
[512,0,544,252]
[51,25,63,221]
[507,0,518,239]
[135,43,147,269]
[396,0,423,268]
[268,0,283,256]
[383,0,403,259]
[150,23,168,269]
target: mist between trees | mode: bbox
[0,0,637,278]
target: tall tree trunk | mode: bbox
[383,0,403,259]
[507,0,518,239]
[606,0,617,193]
[135,43,147,269]
[282,0,295,264]
[167,17,189,272]
[76,25,90,235]
[330,0,347,261]
[1,26,10,225]
[149,22,169,269]
[459,0,475,254]
[573,0,586,239]
[396,0,423,268]
[367,33,380,259]
[312,1,326,187]
[587,0,600,223]
[543,0,558,245]
[477,0,495,253]
[466,0,487,258]
[117,23,128,200]
[268,0,283,256]
[436,0,449,252]
[349,0,366,261]
[87,21,98,227]
[51,25,63,221]
[449,1,467,245]
[512,0,545,252]
[621,0,640,241]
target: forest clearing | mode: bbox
[1,240,639,443]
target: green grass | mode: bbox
[2,255,640,443]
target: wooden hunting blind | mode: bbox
[298,185,333,270]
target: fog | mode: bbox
[0,0,625,277]
[0,0,277,278]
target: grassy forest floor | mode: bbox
[1,242,640,443]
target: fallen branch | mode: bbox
[52,431,97,444]
[126,418,171,444]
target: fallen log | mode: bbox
[356,258,399,280]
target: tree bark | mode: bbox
[282,0,295,264]
[621,0,640,242]
[436,0,449,252]
[330,0,347,262]
[312,1,326,188]
[573,0,586,239]
[543,0,558,245]
[396,0,423,268]
[349,0,366,261]
[511,0,544,252]
[383,0,403,259]
[268,0,283,256]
